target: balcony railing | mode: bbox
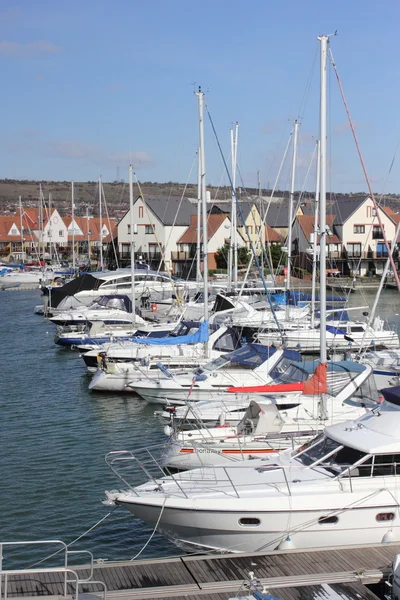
[171,251,196,261]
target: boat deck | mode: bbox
[3,542,399,600]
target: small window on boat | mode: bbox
[350,326,365,333]
[376,512,395,522]
[239,517,261,527]
[318,516,338,525]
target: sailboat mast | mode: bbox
[196,147,202,285]
[86,207,91,264]
[228,123,239,290]
[319,36,328,368]
[129,164,136,324]
[311,140,321,328]
[19,196,24,264]
[71,181,75,272]
[38,186,42,263]
[98,175,103,270]
[48,193,52,264]
[196,87,209,327]
[285,120,299,318]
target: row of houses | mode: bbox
[0,207,116,264]
[1,193,399,277]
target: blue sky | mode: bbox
[1,0,400,193]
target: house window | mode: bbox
[248,226,253,235]
[145,225,153,234]
[373,225,384,240]
[127,224,131,235]
[139,206,144,219]
[59,230,64,236]
[377,243,389,258]
[347,243,362,257]
[353,225,365,234]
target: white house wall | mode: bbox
[341,197,395,276]
[43,209,68,247]
[208,217,245,252]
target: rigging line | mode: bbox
[236,165,274,278]
[329,47,400,292]
[205,104,284,339]
[159,151,197,274]
[297,44,319,120]
[130,496,168,560]
[238,129,294,296]
[101,185,119,269]
[131,169,182,301]
[25,508,118,569]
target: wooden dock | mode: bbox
[3,543,400,600]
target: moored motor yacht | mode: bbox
[49,294,147,327]
[104,384,400,555]
[257,317,399,352]
[160,360,376,470]
[127,345,300,405]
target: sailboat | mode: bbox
[103,36,393,553]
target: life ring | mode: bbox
[151,303,157,312]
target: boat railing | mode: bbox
[0,540,107,600]
[105,444,194,498]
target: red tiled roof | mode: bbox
[382,206,400,225]
[65,216,117,241]
[297,214,341,244]
[178,214,230,244]
[0,215,37,242]
[265,223,283,243]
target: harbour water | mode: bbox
[1,287,399,567]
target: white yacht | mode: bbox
[49,294,146,327]
[105,384,400,555]
[127,345,301,405]
[161,361,375,470]
[45,269,199,311]
[257,317,399,352]
[86,324,241,387]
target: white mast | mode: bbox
[310,140,321,328]
[98,175,103,270]
[196,147,202,285]
[86,207,91,265]
[228,123,239,290]
[285,120,299,318]
[196,87,209,344]
[129,164,136,324]
[71,181,76,273]
[258,170,265,272]
[38,186,42,263]
[19,196,24,264]
[318,34,329,419]
[48,192,52,264]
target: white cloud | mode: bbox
[0,131,153,170]
[0,40,61,58]
[49,140,153,168]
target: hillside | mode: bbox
[1,178,400,220]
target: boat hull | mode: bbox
[117,497,400,554]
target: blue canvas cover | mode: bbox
[381,385,400,405]
[132,320,209,345]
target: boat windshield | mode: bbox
[94,296,127,311]
[200,344,275,373]
[269,357,309,383]
[294,435,367,474]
